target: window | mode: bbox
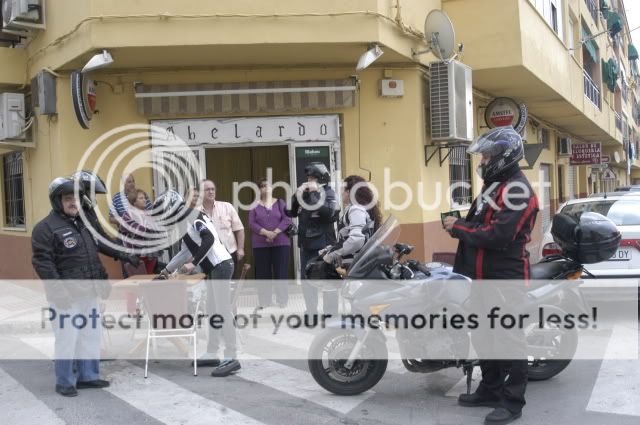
[2,152,25,228]
[449,146,472,207]
[568,17,575,53]
[541,128,551,149]
[551,3,559,33]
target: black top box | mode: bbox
[551,212,621,264]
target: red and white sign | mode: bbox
[484,97,528,133]
[570,142,602,165]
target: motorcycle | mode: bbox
[306,215,617,396]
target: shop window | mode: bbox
[2,152,25,228]
[449,146,472,208]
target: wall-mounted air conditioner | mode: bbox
[0,93,26,141]
[429,60,474,143]
[1,0,45,31]
[558,137,572,156]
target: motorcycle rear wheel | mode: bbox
[308,329,388,395]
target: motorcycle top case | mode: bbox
[551,212,621,264]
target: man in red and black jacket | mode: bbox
[444,126,539,425]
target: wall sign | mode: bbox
[570,142,602,165]
[484,97,528,133]
[71,71,97,129]
[151,115,340,146]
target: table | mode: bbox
[111,273,206,356]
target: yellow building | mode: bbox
[0,0,638,278]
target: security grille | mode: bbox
[3,152,25,228]
[449,146,472,207]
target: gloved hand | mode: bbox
[120,254,141,267]
[153,268,171,281]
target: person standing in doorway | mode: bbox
[200,180,245,274]
[285,162,340,317]
[248,178,292,308]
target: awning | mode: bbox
[606,11,622,37]
[629,44,639,61]
[135,79,357,116]
[582,27,598,63]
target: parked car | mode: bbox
[614,185,640,192]
[540,193,640,278]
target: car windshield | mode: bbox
[347,215,400,278]
[561,199,640,226]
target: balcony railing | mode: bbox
[585,0,598,22]
[615,112,622,131]
[584,71,601,109]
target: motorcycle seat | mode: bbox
[530,261,567,280]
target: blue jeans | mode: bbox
[300,248,338,316]
[51,298,101,388]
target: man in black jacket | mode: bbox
[286,162,340,316]
[444,126,539,425]
[32,177,139,397]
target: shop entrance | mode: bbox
[205,145,295,278]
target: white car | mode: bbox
[540,192,640,278]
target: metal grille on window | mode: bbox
[541,128,550,149]
[449,146,472,207]
[3,152,25,228]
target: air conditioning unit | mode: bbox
[429,60,474,142]
[558,137,572,156]
[0,93,26,140]
[1,0,45,30]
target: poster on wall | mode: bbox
[294,146,331,188]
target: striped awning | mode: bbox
[135,79,356,117]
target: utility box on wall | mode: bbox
[379,79,404,97]
[0,93,25,140]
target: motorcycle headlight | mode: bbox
[341,281,363,299]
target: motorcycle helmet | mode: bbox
[71,170,107,194]
[467,126,523,181]
[304,162,331,184]
[48,177,82,213]
[151,190,186,220]
[304,256,341,280]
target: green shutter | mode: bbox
[582,27,598,62]
[606,11,622,37]
[600,0,609,11]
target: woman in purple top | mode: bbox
[248,178,293,307]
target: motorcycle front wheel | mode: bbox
[308,328,388,395]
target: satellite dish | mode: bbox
[423,10,456,60]
[614,151,621,163]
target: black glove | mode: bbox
[152,268,170,281]
[120,254,141,267]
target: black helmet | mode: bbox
[304,162,330,184]
[48,177,82,213]
[71,170,107,195]
[467,126,524,181]
[151,190,185,219]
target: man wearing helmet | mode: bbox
[443,126,539,425]
[285,162,340,317]
[31,175,135,397]
[153,190,240,377]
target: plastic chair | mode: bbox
[138,280,200,378]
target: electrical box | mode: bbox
[379,79,404,97]
[429,60,474,142]
[0,93,26,140]
[36,70,57,115]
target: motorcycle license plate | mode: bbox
[608,249,632,261]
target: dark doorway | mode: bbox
[205,145,294,278]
